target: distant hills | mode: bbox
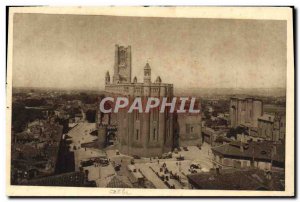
[174,87,286,98]
[13,86,286,98]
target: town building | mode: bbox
[211,141,285,171]
[187,169,284,190]
[174,99,202,147]
[20,171,95,187]
[257,114,275,141]
[174,113,202,147]
[11,120,64,184]
[201,127,228,146]
[257,113,286,142]
[230,97,263,128]
[274,113,286,142]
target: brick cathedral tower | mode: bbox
[104,44,175,157]
[113,44,132,84]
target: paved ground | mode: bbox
[67,125,214,189]
[68,123,98,151]
[125,143,214,189]
[67,123,117,187]
[106,150,137,187]
[74,148,106,170]
[84,163,115,181]
[174,143,214,171]
[135,163,168,189]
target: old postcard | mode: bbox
[6,7,294,197]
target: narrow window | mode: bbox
[153,109,158,121]
[136,129,139,140]
[136,111,139,121]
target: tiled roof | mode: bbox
[22,172,86,187]
[12,143,38,159]
[202,127,224,136]
[212,141,284,164]
[187,169,284,190]
[258,114,275,122]
[215,136,233,143]
[106,176,132,188]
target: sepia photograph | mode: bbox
[6,6,294,197]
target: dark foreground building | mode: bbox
[187,169,284,190]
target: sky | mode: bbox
[12,13,287,90]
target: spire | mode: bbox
[133,76,137,83]
[105,71,110,84]
[144,62,151,70]
[144,62,151,84]
[155,76,162,83]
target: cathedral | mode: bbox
[100,44,175,157]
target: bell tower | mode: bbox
[113,44,132,84]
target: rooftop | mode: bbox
[21,171,87,187]
[187,169,284,190]
[211,141,285,164]
[106,176,133,188]
[230,96,262,102]
[258,114,275,122]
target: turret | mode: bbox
[105,71,110,84]
[144,63,151,85]
[113,44,119,83]
[133,76,137,83]
[155,76,162,84]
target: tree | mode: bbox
[236,126,248,136]
[204,110,211,119]
[12,102,44,133]
[226,128,237,139]
[86,110,96,123]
